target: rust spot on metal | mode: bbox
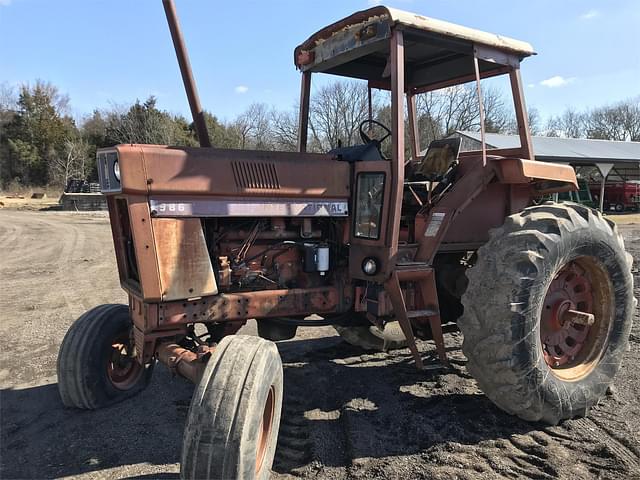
[296,50,315,66]
[156,342,214,384]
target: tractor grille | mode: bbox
[232,161,280,190]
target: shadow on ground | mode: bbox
[1,336,542,479]
[1,369,191,479]
[272,336,544,475]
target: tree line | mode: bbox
[0,79,638,188]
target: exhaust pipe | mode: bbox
[156,342,213,383]
[162,0,211,147]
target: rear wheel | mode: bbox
[57,304,153,409]
[458,203,635,424]
[181,335,283,480]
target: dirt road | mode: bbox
[1,210,639,479]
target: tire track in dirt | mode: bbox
[272,335,640,480]
[1,213,85,317]
[0,212,60,268]
[273,340,362,478]
[0,211,122,387]
[570,416,640,473]
[273,373,314,474]
[590,408,640,457]
[274,352,353,476]
[503,432,559,479]
[38,215,86,316]
[0,219,21,249]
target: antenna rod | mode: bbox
[162,0,211,147]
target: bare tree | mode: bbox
[526,106,542,136]
[585,97,640,141]
[230,103,273,150]
[229,115,253,149]
[49,136,90,185]
[415,92,445,146]
[483,87,513,134]
[415,84,514,144]
[270,107,298,152]
[309,80,372,151]
[0,82,18,134]
[417,85,480,136]
[545,108,585,138]
[0,82,17,112]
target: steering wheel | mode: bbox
[359,119,392,145]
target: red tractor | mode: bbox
[57,3,635,479]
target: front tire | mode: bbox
[458,203,635,424]
[57,304,153,409]
[181,335,283,480]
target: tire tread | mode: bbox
[458,202,635,424]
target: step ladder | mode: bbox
[384,262,448,369]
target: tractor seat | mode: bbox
[410,137,461,182]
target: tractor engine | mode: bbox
[204,217,347,294]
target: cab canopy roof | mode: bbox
[294,6,535,92]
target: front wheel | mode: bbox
[181,335,283,480]
[458,203,635,424]
[57,304,153,409]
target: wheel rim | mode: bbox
[106,333,143,390]
[255,385,275,474]
[540,258,615,381]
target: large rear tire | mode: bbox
[458,203,635,424]
[57,304,153,409]
[181,335,283,480]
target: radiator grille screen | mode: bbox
[232,161,280,190]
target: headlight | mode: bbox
[113,160,121,182]
[362,257,378,275]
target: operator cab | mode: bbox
[294,5,537,281]
[294,5,535,164]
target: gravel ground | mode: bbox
[0,210,638,480]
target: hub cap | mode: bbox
[541,262,592,367]
[540,258,614,380]
[106,333,143,390]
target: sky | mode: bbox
[1,0,639,125]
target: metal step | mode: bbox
[396,262,432,270]
[406,309,438,318]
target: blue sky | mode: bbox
[1,0,638,124]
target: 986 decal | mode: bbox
[149,198,348,217]
[155,202,188,214]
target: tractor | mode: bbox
[57,3,635,479]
